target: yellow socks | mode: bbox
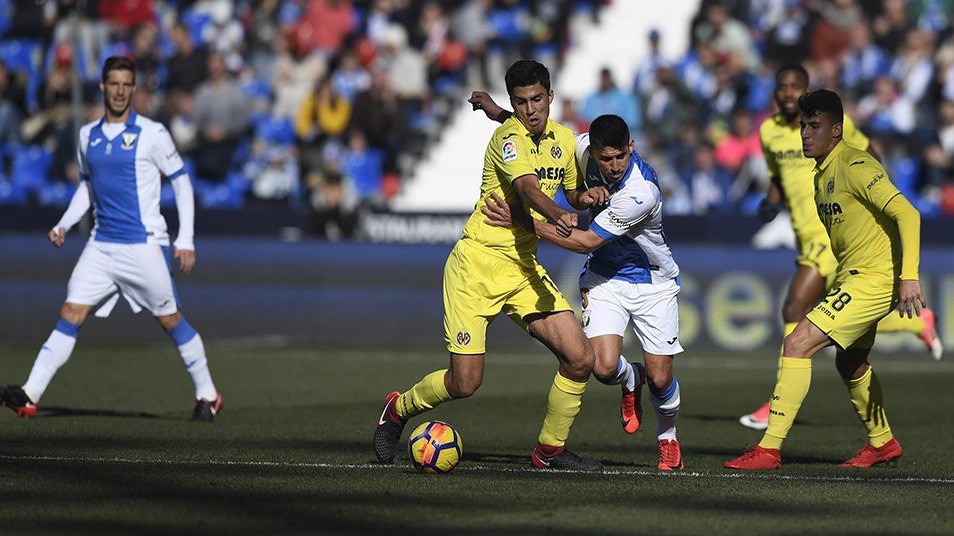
[538,372,587,447]
[845,367,893,448]
[759,357,812,450]
[876,313,924,335]
[396,369,453,420]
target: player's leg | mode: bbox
[740,263,827,430]
[580,276,643,434]
[374,241,492,463]
[5,243,114,417]
[724,318,831,470]
[642,351,683,470]
[524,309,601,471]
[156,311,222,421]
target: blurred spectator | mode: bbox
[762,0,811,67]
[889,28,935,105]
[644,64,697,152]
[349,69,408,174]
[694,2,758,71]
[840,19,890,98]
[246,0,283,83]
[0,61,22,146]
[98,0,156,38]
[922,99,954,192]
[306,140,360,240]
[811,0,863,62]
[579,67,641,134]
[193,52,249,181]
[452,0,493,88]
[130,21,161,91]
[939,33,954,102]
[192,0,245,72]
[245,117,299,201]
[714,109,760,173]
[51,0,107,81]
[167,89,198,156]
[375,23,428,106]
[872,0,911,54]
[559,97,588,134]
[293,0,356,58]
[270,30,325,121]
[166,20,209,95]
[296,76,351,142]
[330,48,372,103]
[633,29,670,101]
[5,0,57,42]
[857,75,916,138]
[679,141,733,215]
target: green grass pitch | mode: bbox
[0,340,952,535]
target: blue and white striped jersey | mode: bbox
[77,111,187,246]
[575,133,679,285]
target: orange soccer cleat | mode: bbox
[723,445,782,470]
[839,438,903,468]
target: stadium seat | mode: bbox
[344,148,385,198]
[0,179,26,204]
[255,116,295,145]
[36,181,77,207]
[11,145,52,194]
[890,157,920,202]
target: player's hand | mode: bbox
[897,279,926,318]
[758,197,781,223]
[578,186,609,207]
[49,227,65,247]
[175,248,196,275]
[554,211,577,238]
[481,191,514,227]
[468,91,504,122]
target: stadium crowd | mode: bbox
[0,0,952,238]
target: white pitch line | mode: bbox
[2,454,953,485]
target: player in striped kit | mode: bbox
[478,108,686,471]
[0,57,222,421]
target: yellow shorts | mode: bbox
[443,239,572,354]
[796,236,839,288]
[806,273,898,350]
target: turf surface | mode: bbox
[0,340,952,535]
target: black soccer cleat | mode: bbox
[373,391,406,463]
[192,392,223,422]
[1,385,37,418]
[530,444,603,472]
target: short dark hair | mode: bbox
[588,115,630,152]
[101,56,136,83]
[505,60,551,95]
[776,63,809,88]
[797,88,843,125]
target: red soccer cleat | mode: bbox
[739,401,771,430]
[723,445,782,470]
[620,362,644,434]
[919,309,944,361]
[839,438,903,468]
[657,439,684,471]
[1,386,37,418]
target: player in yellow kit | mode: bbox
[725,89,924,470]
[373,60,604,471]
[738,64,942,431]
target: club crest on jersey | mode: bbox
[826,179,834,194]
[121,132,138,150]
[456,331,471,346]
[550,145,562,160]
[501,140,517,163]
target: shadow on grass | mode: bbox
[37,406,163,419]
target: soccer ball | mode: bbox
[408,420,463,474]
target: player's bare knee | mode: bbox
[157,311,182,332]
[591,352,618,383]
[448,376,481,399]
[645,371,672,392]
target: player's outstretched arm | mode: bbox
[565,186,609,210]
[50,180,92,247]
[468,91,512,123]
[482,191,602,254]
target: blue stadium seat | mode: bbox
[255,116,295,145]
[0,179,26,204]
[344,148,385,198]
[11,145,52,194]
[37,181,77,207]
[181,9,212,47]
[890,157,920,202]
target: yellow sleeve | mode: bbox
[758,121,780,178]
[296,95,316,138]
[883,194,921,280]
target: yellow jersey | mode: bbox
[813,141,903,280]
[759,113,869,253]
[461,116,579,266]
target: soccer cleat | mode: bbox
[738,401,771,431]
[191,391,223,422]
[723,445,782,470]
[620,362,644,434]
[657,439,684,471]
[373,391,406,463]
[839,438,903,468]
[530,444,602,472]
[0,385,38,418]
[919,309,944,361]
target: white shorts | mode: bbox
[579,273,684,356]
[66,240,179,317]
